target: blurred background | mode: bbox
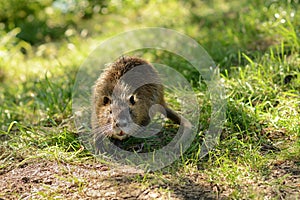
[0,0,299,123]
[1,0,299,67]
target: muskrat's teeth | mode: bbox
[112,132,129,140]
[109,129,129,140]
[119,131,124,136]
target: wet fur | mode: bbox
[91,56,181,140]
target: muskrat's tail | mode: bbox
[165,106,193,151]
[165,106,181,125]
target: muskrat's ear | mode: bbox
[103,96,111,106]
[129,95,136,105]
[129,94,139,105]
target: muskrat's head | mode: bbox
[92,57,164,140]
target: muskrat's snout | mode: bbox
[112,103,130,122]
[110,107,132,140]
[115,119,128,129]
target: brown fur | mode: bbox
[91,56,181,140]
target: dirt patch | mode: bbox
[1,158,299,199]
[0,159,217,199]
[266,160,300,199]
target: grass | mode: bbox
[1,0,299,199]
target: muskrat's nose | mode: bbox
[116,119,128,128]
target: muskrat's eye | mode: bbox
[129,95,135,105]
[103,96,110,105]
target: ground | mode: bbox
[0,155,299,199]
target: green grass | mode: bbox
[1,0,299,199]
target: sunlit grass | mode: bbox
[0,0,299,198]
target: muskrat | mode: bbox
[91,56,183,141]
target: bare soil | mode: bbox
[0,159,217,199]
[0,157,299,199]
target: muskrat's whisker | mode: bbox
[93,124,112,142]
